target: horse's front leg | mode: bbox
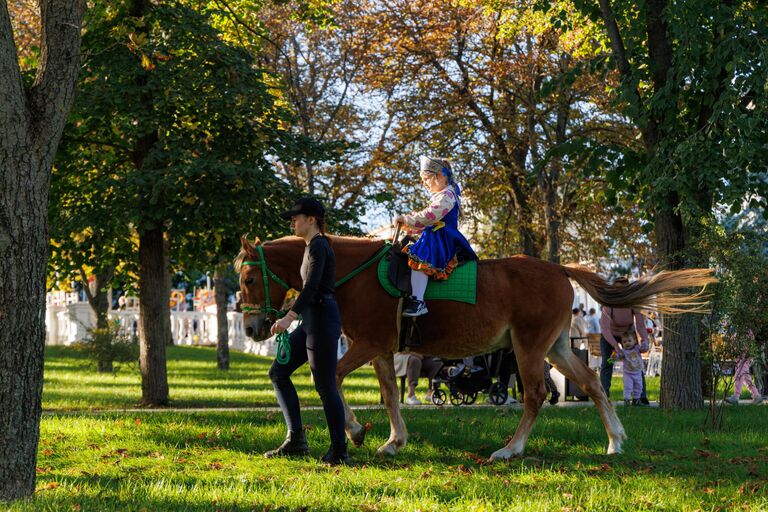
[372,352,408,456]
[336,337,382,447]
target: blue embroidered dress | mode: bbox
[402,187,477,280]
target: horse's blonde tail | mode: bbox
[563,265,717,315]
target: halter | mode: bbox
[240,244,290,318]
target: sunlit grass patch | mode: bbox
[15,407,768,511]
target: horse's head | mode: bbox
[235,236,295,340]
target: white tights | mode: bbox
[410,270,429,302]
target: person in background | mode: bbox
[725,331,765,406]
[616,335,645,406]
[585,307,601,334]
[394,352,442,405]
[569,308,588,344]
[599,277,651,405]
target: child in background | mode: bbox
[617,334,646,406]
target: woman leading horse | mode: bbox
[236,235,715,460]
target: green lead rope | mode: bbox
[275,318,298,365]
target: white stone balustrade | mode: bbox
[43,299,272,354]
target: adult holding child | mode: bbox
[599,277,651,405]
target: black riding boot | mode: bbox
[320,442,349,465]
[264,430,310,458]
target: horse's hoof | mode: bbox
[376,442,399,457]
[348,424,367,448]
[489,447,521,461]
[607,439,624,455]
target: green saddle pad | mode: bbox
[377,257,477,304]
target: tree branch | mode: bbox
[28,0,86,146]
[0,1,29,142]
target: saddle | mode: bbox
[379,234,477,350]
[377,250,478,305]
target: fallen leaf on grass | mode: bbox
[42,449,54,456]
[36,466,52,474]
[135,418,142,426]
[40,482,59,491]
[465,452,489,466]
[695,449,713,458]
[364,422,373,431]
[71,504,82,511]
[208,462,223,470]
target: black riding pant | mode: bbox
[268,297,346,448]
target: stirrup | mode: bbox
[398,316,423,350]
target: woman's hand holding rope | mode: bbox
[271,310,297,335]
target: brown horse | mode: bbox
[236,235,715,459]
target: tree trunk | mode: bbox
[655,192,705,409]
[214,265,230,371]
[80,266,114,330]
[659,312,704,408]
[138,226,170,406]
[0,153,50,500]
[163,231,174,346]
[0,0,86,500]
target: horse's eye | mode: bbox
[245,278,254,286]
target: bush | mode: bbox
[73,321,139,373]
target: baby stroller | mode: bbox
[430,350,509,406]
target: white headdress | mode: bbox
[420,156,451,175]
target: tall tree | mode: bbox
[566,0,768,408]
[351,0,620,259]
[60,0,292,404]
[211,0,395,225]
[0,0,86,500]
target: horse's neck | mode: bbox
[264,239,305,288]
[331,238,386,278]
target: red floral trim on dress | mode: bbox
[402,247,459,281]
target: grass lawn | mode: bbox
[14,407,768,511]
[43,345,656,410]
[28,346,766,511]
[43,345,383,410]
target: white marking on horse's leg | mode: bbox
[335,340,379,447]
[372,353,408,456]
[547,328,628,455]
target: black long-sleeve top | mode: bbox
[290,234,336,315]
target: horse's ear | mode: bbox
[241,236,254,256]
[253,237,262,247]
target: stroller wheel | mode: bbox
[450,391,464,406]
[464,391,478,405]
[432,389,447,406]
[488,382,508,405]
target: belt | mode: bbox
[311,293,336,305]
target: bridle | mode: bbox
[240,244,290,320]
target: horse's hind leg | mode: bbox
[490,331,550,460]
[372,352,408,456]
[546,328,626,454]
[335,338,383,447]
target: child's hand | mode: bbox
[394,215,406,225]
